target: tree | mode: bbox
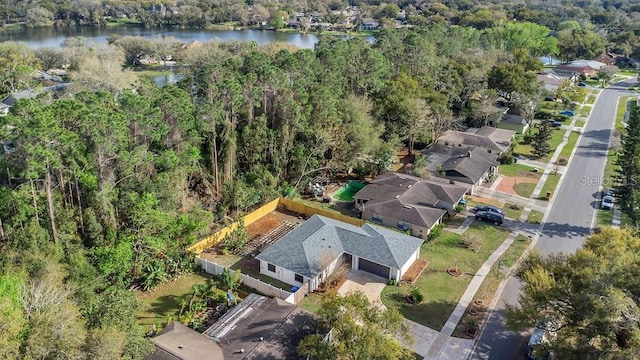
[506,228,640,359]
[297,292,414,360]
[616,104,640,226]
[531,121,552,158]
[25,6,54,27]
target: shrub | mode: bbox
[409,287,424,304]
[497,151,515,165]
[454,204,464,213]
[388,278,397,286]
[557,158,567,165]
[427,223,444,241]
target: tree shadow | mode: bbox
[471,308,529,360]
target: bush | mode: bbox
[427,223,444,241]
[454,204,464,213]
[388,278,397,286]
[409,287,424,304]
[557,158,567,165]
[497,151,515,165]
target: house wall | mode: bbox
[259,253,344,292]
[259,260,309,289]
[397,248,420,280]
[362,211,435,239]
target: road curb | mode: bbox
[465,87,605,360]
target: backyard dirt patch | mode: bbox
[245,209,305,238]
[496,176,538,196]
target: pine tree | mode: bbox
[531,121,552,158]
[616,105,640,226]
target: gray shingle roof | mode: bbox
[355,172,467,206]
[439,147,498,184]
[363,199,446,228]
[255,215,423,279]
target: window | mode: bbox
[444,141,449,146]
[295,274,304,283]
[397,221,408,230]
[267,263,276,272]
[372,213,382,223]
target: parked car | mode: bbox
[475,211,504,225]
[473,204,505,215]
[603,188,614,197]
[558,110,574,117]
[577,82,587,87]
[527,327,555,360]
[601,195,614,210]
[547,119,562,127]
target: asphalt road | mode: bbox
[469,80,635,360]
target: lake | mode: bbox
[0,26,374,49]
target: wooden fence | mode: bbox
[188,198,280,254]
[278,198,364,226]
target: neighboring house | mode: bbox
[594,53,615,66]
[422,145,499,191]
[204,293,317,360]
[354,172,468,236]
[148,294,317,360]
[150,4,167,16]
[435,126,515,155]
[537,71,566,92]
[256,214,423,287]
[359,19,379,31]
[556,59,606,77]
[147,321,224,360]
[498,113,529,134]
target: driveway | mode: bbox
[337,270,387,307]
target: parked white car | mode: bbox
[601,195,614,210]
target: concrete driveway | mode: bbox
[337,270,387,307]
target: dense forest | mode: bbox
[0,2,623,358]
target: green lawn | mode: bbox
[575,119,586,127]
[513,182,537,198]
[580,107,591,117]
[539,172,561,200]
[513,129,564,162]
[596,207,614,227]
[527,210,544,224]
[137,272,214,330]
[380,223,510,330]
[503,203,524,220]
[299,292,324,313]
[499,234,531,268]
[498,163,538,177]
[585,95,597,105]
[452,232,531,337]
[558,132,580,161]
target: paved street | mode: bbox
[469,80,635,360]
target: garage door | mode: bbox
[358,258,390,279]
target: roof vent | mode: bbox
[403,205,412,209]
[407,185,412,188]
[395,195,400,199]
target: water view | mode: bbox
[0,26,374,49]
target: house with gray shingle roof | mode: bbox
[421,144,499,192]
[435,126,515,155]
[255,214,423,289]
[353,172,467,238]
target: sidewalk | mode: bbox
[420,95,594,360]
